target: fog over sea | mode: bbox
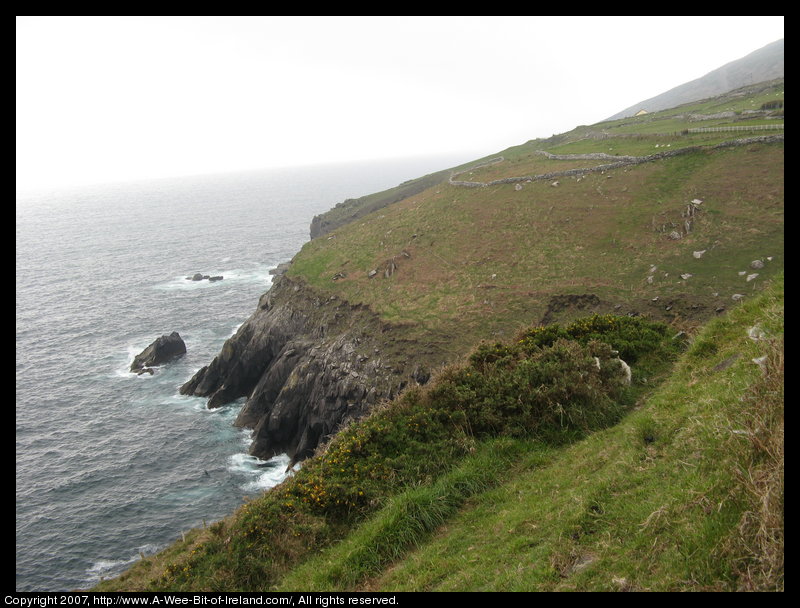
[16,155,468,591]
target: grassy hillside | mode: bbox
[281,277,783,592]
[288,81,783,366]
[94,80,782,592]
[340,278,784,591]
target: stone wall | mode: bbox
[448,135,784,189]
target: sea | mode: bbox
[15,154,470,592]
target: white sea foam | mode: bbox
[111,344,146,378]
[86,557,133,577]
[84,543,162,584]
[228,452,291,492]
[152,265,274,292]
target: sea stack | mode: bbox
[130,332,187,373]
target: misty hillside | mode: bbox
[606,38,783,120]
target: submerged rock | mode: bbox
[130,332,187,372]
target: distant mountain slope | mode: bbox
[607,38,783,121]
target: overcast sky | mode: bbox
[16,16,784,192]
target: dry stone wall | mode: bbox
[448,135,784,189]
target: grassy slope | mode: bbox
[94,82,783,592]
[277,276,784,592]
[289,131,783,362]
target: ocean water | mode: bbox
[15,155,468,591]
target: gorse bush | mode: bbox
[437,339,628,439]
[286,394,470,518]
[516,313,675,364]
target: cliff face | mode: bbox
[180,275,428,464]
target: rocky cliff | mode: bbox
[180,274,430,464]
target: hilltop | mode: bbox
[606,38,784,120]
[97,70,783,591]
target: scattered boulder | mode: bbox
[130,332,187,372]
[752,355,769,373]
[190,273,204,281]
[514,183,523,191]
[746,273,759,282]
[668,230,682,240]
[693,250,706,259]
[750,259,765,269]
[208,275,224,282]
[748,325,767,341]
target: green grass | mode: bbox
[309,80,781,239]
[276,437,552,591]
[288,136,783,362]
[278,276,784,592]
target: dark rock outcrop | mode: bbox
[180,275,430,465]
[131,332,187,372]
[187,273,224,282]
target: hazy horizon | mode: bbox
[17,16,784,192]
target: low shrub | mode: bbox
[516,313,674,364]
